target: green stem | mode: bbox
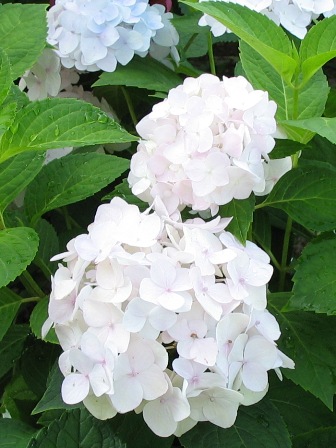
[207,32,216,76]
[278,216,293,290]
[20,271,45,299]
[121,86,138,127]
[0,212,6,230]
[254,235,282,272]
[183,33,198,54]
[20,296,41,304]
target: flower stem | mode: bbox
[121,86,138,127]
[207,32,216,76]
[20,271,45,299]
[183,33,198,55]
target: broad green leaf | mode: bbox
[219,195,255,244]
[269,377,336,437]
[325,88,336,117]
[270,139,309,159]
[0,48,11,106]
[21,339,60,398]
[259,166,336,232]
[0,3,47,79]
[252,210,271,252]
[0,227,39,288]
[0,419,37,448]
[282,117,336,145]
[0,324,29,379]
[0,151,45,213]
[183,1,297,83]
[3,84,30,110]
[34,219,59,276]
[288,234,336,315]
[29,409,126,448]
[30,297,58,345]
[300,16,336,84]
[293,427,336,448]
[33,364,79,414]
[173,13,208,58]
[24,153,129,225]
[0,288,23,342]
[94,56,182,92]
[0,98,137,162]
[180,399,291,448]
[110,412,174,448]
[269,302,336,409]
[301,135,336,168]
[240,41,329,122]
[2,373,38,421]
[0,102,17,139]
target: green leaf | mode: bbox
[30,297,59,345]
[180,399,291,448]
[0,3,47,79]
[0,102,17,140]
[288,234,336,315]
[281,117,336,145]
[0,288,23,342]
[2,373,38,422]
[252,210,271,252]
[0,98,137,162]
[0,151,45,213]
[269,302,336,409]
[21,339,60,398]
[183,1,297,83]
[293,427,336,448]
[0,419,37,448]
[110,412,174,448]
[270,139,309,159]
[94,56,182,92]
[33,364,79,414]
[240,42,329,122]
[301,135,336,168]
[173,13,209,58]
[24,153,129,225]
[219,195,255,244]
[34,220,59,276]
[269,377,336,437]
[0,48,12,106]
[260,166,336,232]
[300,16,336,84]
[29,409,126,448]
[0,227,39,288]
[0,324,29,379]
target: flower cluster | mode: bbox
[45,197,294,437]
[47,0,179,72]
[128,74,291,218]
[199,0,336,39]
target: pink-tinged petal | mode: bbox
[139,365,169,400]
[202,388,242,428]
[173,268,192,291]
[61,373,89,404]
[149,306,177,331]
[69,348,93,375]
[143,398,178,437]
[244,336,277,368]
[89,363,111,397]
[111,376,144,412]
[158,291,186,311]
[242,362,269,392]
[139,278,163,304]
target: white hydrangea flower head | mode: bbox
[129,74,289,218]
[47,0,179,72]
[198,0,336,39]
[19,48,62,100]
[46,196,294,437]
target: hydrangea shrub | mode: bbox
[0,1,336,447]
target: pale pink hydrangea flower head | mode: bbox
[128,73,291,218]
[46,197,294,437]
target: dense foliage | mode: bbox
[0,1,336,447]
